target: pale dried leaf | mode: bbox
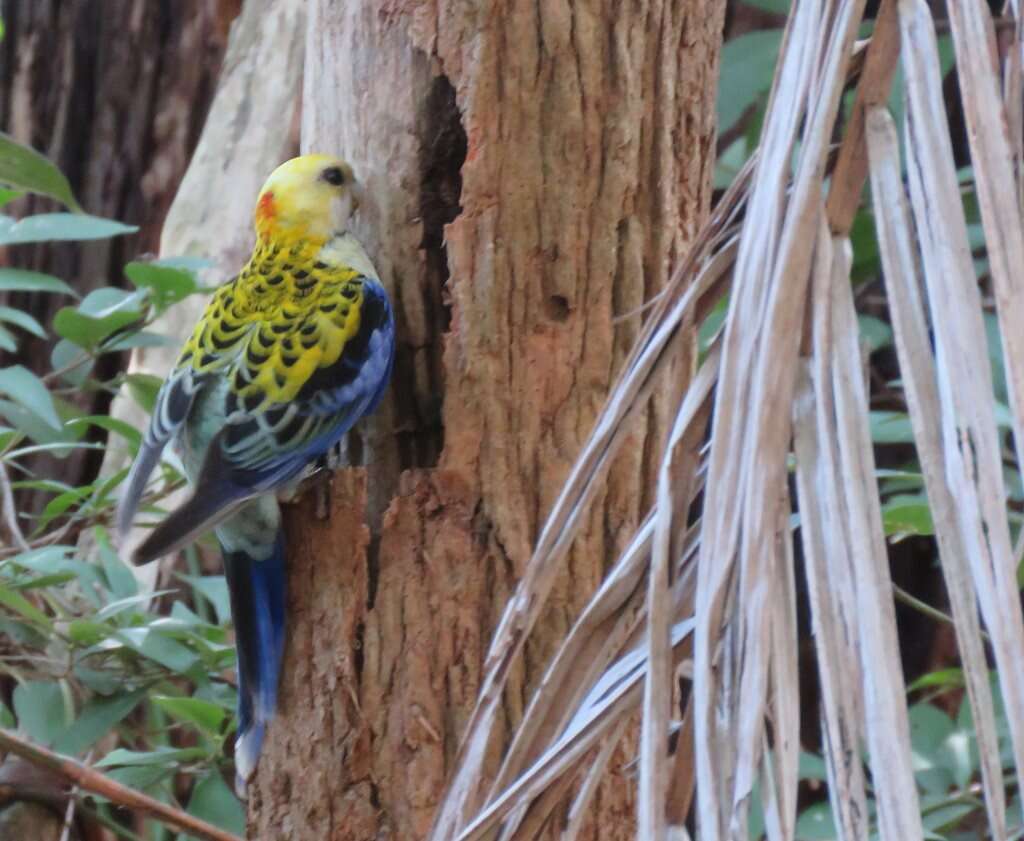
[900,0,1024,809]
[866,104,1007,838]
[947,0,1024,485]
[828,227,923,839]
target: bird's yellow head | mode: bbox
[254,154,358,246]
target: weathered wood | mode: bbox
[251,1,725,838]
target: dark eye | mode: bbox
[322,166,346,186]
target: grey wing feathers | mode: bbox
[115,367,205,542]
[130,430,254,564]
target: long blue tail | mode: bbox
[217,517,286,790]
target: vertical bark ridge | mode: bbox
[253,2,724,837]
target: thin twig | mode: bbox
[612,287,669,324]
[0,460,30,551]
[893,584,992,645]
[0,728,242,841]
[59,782,78,841]
[58,748,92,841]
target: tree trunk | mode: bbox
[248,1,726,838]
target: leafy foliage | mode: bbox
[0,135,243,838]
[0,5,1018,840]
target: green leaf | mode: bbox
[90,467,130,509]
[850,207,881,282]
[115,627,199,674]
[882,498,934,539]
[942,727,975,790]
[0,701,15,729]
[153,696,227,733]
[35,486,92,531]
[921,800,975,835]
[65,414,142,450]
[94,592,171,622]
[125,260,199,310]
[795,802,837,840]
[870,410,915,444]
[8,548,106,608]
[186,771,245,837]
[13,681,68,745]
[0,212,136,245]
[0,324,15,352]
[0,188,22,208]
[125,373,163,414]
[0,586,53,629]
[6,545,76,571]
[699,295,729,357]
[179,575,232,626]
[53,307,141,351]
[49,339,93,388]
[0,399,64,445]
[858,314,893,353]
[7,478,73,495]
[67,619,111,645]
[0,365,61,429]
[78,286,146,316]
[95,527,138,599]
[717,29,783,134]
[0,267,75,296]
[797,751,828,782]
[96,745,208,768]
[985,311,1009,405]
[713,135,751,190]
[14,571,77,590]
[103,330,175,352]
[0,132,81,210]
[73,666,122,696]
[104,764,173,793]
[0,618,46,648]
[909,703,957,794]
[0,306,46,339]
[908,668,964,694]
[53,689,146,756]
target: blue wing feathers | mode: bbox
[218,279,394,488]
[220,525,286,788]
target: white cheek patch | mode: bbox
[331,193,355,232]
[319,233,378,278]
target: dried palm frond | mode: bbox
[429,1,1024,839]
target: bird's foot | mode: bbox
[314,461,332,520]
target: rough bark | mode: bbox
[250,1,725,839]
[0,0,234,516]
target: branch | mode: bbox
[0,728,243,841]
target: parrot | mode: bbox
[116,154,395,786]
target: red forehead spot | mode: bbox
[256,191,276,222]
